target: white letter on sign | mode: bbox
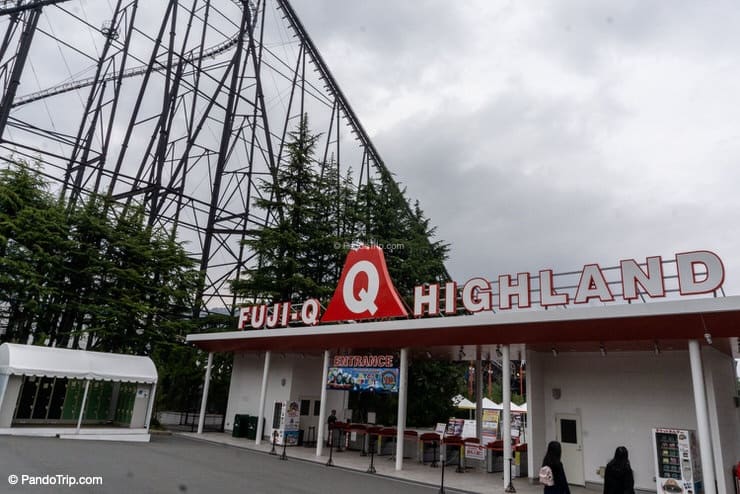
[238,307,251,329]
[343,260,379,315]
[574,264,614,304]
[414,284,439,317]
[676,250,724,295]
[461,278,492,313]
[620,256,665,300]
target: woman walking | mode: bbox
[540,441,571,494]
[603,446,635,494]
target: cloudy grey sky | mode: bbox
[289,0,740,294]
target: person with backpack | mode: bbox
[603,446,635,494]
[539,441,571,494]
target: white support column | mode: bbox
[475,346,483,440]
[76,380,90,433]
[688,340,716,494]
[316,350,330,457]
[395,347,409,471]
[0,374,9,414]
[144,382,157,432]
[255,351,271,445]
[525,347,535,481]
[197,352,213,435]
[502,344,512,489]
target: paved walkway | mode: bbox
[179,432,598,494]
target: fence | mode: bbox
[157,411,224,432]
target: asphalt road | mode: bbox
[0,434,450,494]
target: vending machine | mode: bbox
[271,400,301,446]
[652,428,703,494]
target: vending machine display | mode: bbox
[271,400,301,446]
[652,428,703,494]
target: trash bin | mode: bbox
[486,442,504,473]
[232,414,250,438]
[513,443,528,477]
[245,416,261,440]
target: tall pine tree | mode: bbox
[233,116,449,306]
[233,115,356,304]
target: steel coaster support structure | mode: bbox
[62,0,137,207]
[0,0,448,317]
[0,3,40,140]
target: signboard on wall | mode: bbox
[326,367,399,393]
[482,408,500,445]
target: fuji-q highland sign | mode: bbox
[237,248,724,330]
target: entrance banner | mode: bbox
[326,367,399,393]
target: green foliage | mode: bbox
[358,178,449,300]
[152,323,232,413]
[233,115,356,303]
[407,359,466,427]
[484,379,525,406]
[233,116,449,306]
[0,159,204,411]
[159,313,234,413]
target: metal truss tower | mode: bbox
[0,0,439,315]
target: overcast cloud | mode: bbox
[290,0,740,293]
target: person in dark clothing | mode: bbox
[603,446,635,494]
[542,441,571,494]
[327,410,337,446]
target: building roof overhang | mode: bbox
[186,296,740,354]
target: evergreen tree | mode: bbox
[233,115,355,304]
[0,159,209,412]
[234,116,450,308]
[0,160,199,356]
[358,175,449,299]
[407,359,466,427]
[0,161,72,344]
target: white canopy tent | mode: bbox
[482,397,500,409]
[0,344,157,383]
[480,397,527,412]
[452,394,476,410]
[0,343,157,442]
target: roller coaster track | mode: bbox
[11,0,386,181]
[12,0,254,107]
[0,0,71,16]
[12,30,241,107]
[11,0,420,224]
[1,0,451,312]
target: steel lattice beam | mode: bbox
[0,0,71,16]
[0,0,448,316]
